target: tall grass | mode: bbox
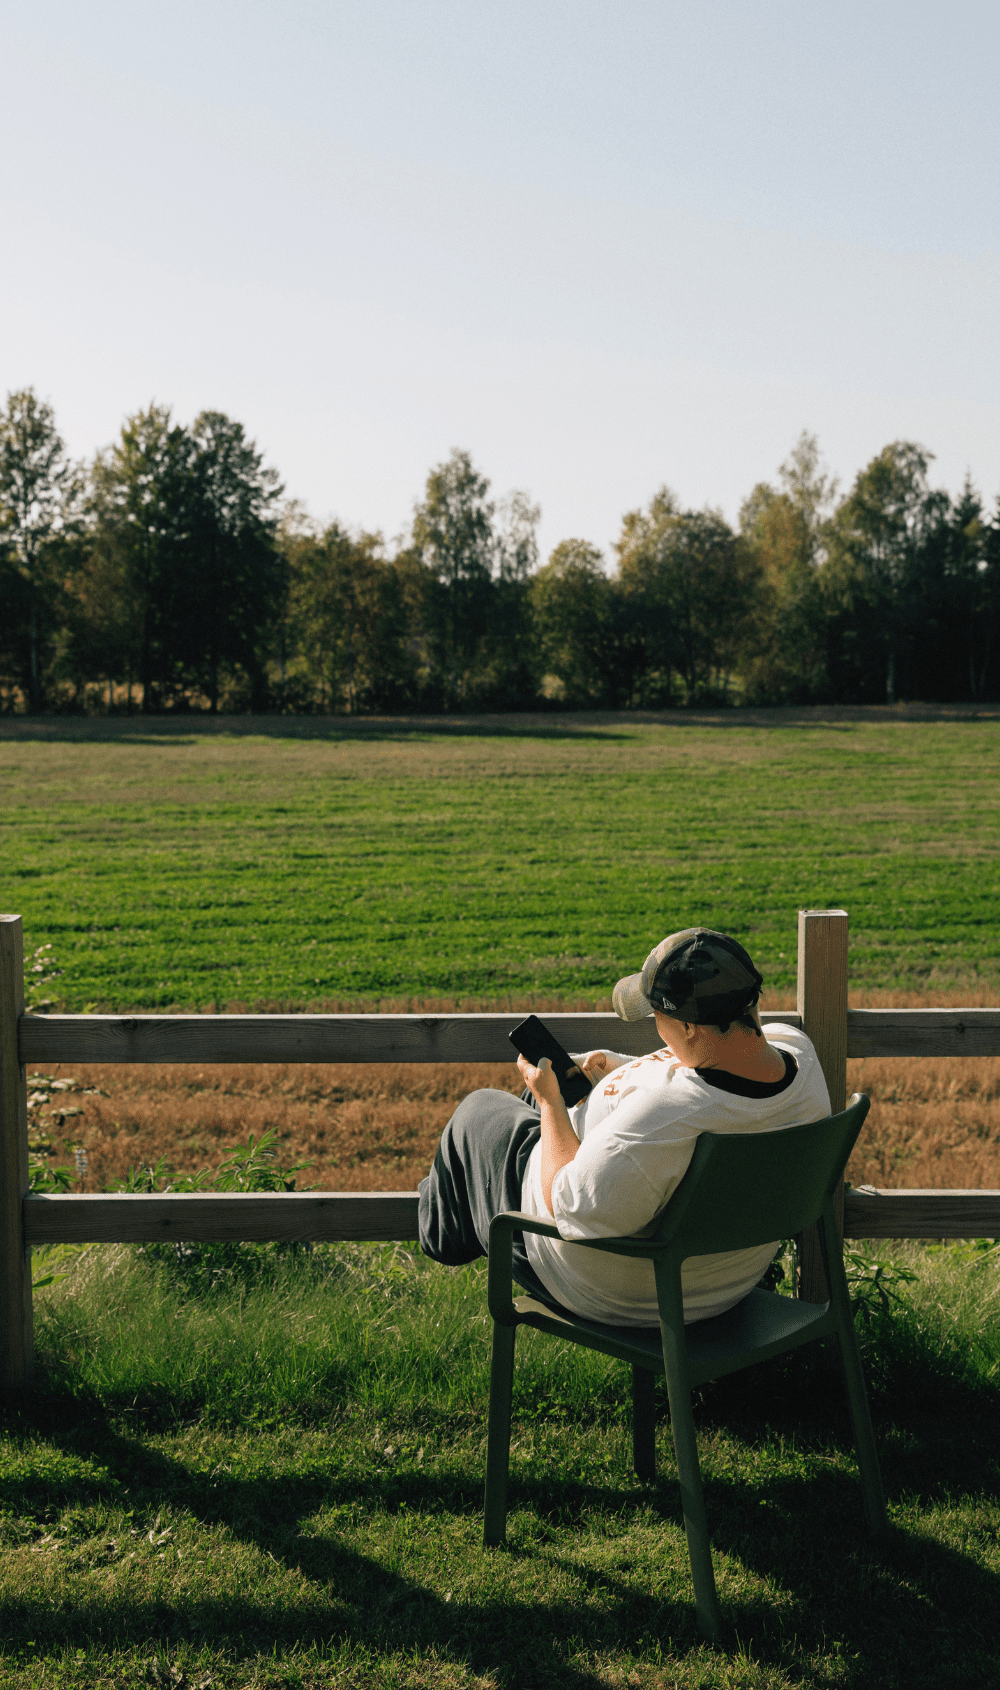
[32,1242,626,1433]
[30,1038,1000,1199]
[29,1232,1000,1432]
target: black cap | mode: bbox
[613,928,763,1024]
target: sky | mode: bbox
[3,0,999,560]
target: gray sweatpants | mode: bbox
[417,1087,567,1310]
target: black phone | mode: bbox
[508,1014,592,1107]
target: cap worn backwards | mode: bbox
[612,928,763,1025]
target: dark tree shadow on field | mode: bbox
[0,1407,687,1686]
[0,713,631,746]
[2,702,996,748]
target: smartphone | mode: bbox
[508,1014,592,1107]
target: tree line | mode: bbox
[1,387,998,714]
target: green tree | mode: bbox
[985,500,1000,701]
[739,432,837,702]
[475,490,542,707]
[411,449,496,706]
[86,407,284,712]
[57,528,133,712]
[496,489,540,584]
[89,404,193,711]
[184,411,285,711]
[529,539,614,705]
[615,492,757,703]
[825,441,944,703]
[285,522,415,711]
[0,389,80,711]
[939,479,1000,701]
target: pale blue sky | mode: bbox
[4,1,999,557]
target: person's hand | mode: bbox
[578,1050,614,1087]
[516,1052,570,1110]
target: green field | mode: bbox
[2,714,998,1009]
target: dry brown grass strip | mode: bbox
[33,989,1000,1196]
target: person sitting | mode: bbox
[418,928,831,1325]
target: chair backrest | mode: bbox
[649,1093,870,1260]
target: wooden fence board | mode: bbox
[18,1011,801,1067]
[24,1191,421,1245]
[846,1009,1000,1058]
[20,1008,1000,1067]
[24,1187,1000,1247]
[796,910,849,1301]
[1,918,33,1389]
[844,1188,1000,1238]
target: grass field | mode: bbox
[1,1235,998,1689]
[5,710,1000,1686]
[3,712,999,1009]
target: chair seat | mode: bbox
[512,1286,836,1386]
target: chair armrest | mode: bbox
[490,1207,665,1259]
[490,1209,561,1241]
[486,1208,666,1324]
[487,1209,561,1323]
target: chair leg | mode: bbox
[632,1365,656,1483]
[834,1323,887,1542]
[663,1372,725,1644]
[484,1321,517,1547]
[654,1262,725,1644]
[820,1214,888,1544]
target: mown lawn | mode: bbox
[1,1238,998,1689]
[2,713,999,1009]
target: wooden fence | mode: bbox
[3,908,1000,1394]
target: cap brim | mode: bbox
[612,973,654,1021]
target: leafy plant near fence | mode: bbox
[29,1125,318,1299]
[120,1129,316,1297]
[27,1070,99,1194]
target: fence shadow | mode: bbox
[3,1370,999,1684]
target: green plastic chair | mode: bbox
[483,1093,886,1643]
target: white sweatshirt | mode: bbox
[519,1024,830,1326]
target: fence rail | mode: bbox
[20,1188,1000,1247]
[3,907,1000,1394]
[18,1007,1000,1067]
[23,1191,422,1246]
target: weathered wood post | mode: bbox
[0,915,33,1393]
[796,908,849,1304]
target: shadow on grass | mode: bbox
[1,703,997,747]
[4,1366,1000,1686]
[0,712,634,746]
[0,1411,681,1687]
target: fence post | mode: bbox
[0,915,33,1393]
[796,909,849,1304]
